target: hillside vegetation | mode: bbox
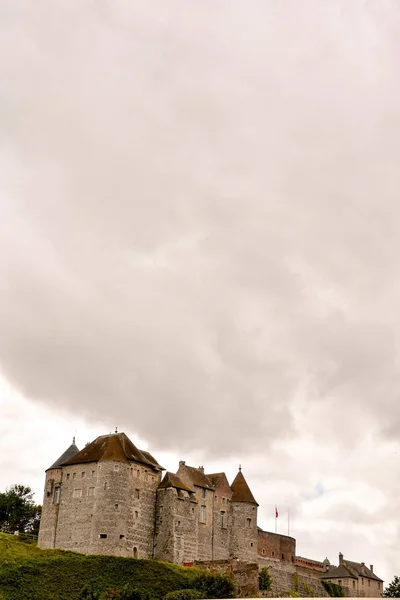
[0,533,230,600]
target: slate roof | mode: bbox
[47,440,80,471]
[321,561,383,583]
[321,564,357,580]
[158,472,195,493]
[230,470,258,505]
[183,465,214,489]
[346,561,383,583]
[61,433,164,470]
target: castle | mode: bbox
[38,431,268,563]
[38,431,383,597]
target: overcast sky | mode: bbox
[1,0,400,585]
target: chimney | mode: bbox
[339,553,344,565]
[179,461,185,467]
[198,466,204,473]
[370,565,373,573]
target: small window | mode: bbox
[54,487,61,505]
[215,495,218,501]
[201,488,206,499]
[338,581,342,586]
[120,534,125,540]
[368,581,371,588]
[177,520,181,526]
[200,505,206,523]
[362,579,364,586]
[262,548,265,555]
[250,542,254,547]
[222,497,226,504]
[144,471,148,481]
[135,510,139,518]
[137,470,140,477]
[353,581,356,589]
[99,533,107,539]
[133,547,138,558]
[115,503,119,510]
[92,471,95,478]
[88,487,95,497]
[73,473,76,479]
[81,471,85,478]
[272,551,275,557]
[73,488,82,498]
[66,473,70,481]
[378,583,381,590]
[104,482,108,490]
[247,518,252,528]
[282,553,285,560]
[220,511,227,528]
[135,489,140,499]
[191,507,195,514]
[114,463,119,472]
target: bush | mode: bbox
[321,581,345,597]
[164,590,204,600]
[259,567,272,591]
[116,584,150,600]
[193,571,236,599]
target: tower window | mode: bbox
[201,488,206,499]
[220,511,227,528]
[114,463,119,472]
[73,489,82,498]
[88,487,95,497]
[200,505,206,523]
[250,542,254,547]
[66,473,70,481]
[247,518,252,528]
[115,503,119,511]
[135,489,140,499]
[120,534,125,540]
[135,511,139,518]
[53,487,61,505]
[81,472,85,478]
[99,533,107,539]
[262,548,265,555]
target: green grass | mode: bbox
[0,533,203,600]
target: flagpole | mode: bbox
[275,505,278,533]
[288,508,290,536]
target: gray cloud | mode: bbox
[1,0,400,580]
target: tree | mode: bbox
[384,576,400,597]
[0,484,42,534]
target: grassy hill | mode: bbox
[0,533,205,600]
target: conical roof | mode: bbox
[47,439,80,471]
[230,470,258,505]
[61,432,164,471]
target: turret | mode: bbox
[229,467,258,561]
[38,437,79,548]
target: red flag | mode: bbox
[275,505,279,518]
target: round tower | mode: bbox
[228,467,258,562]
[38,437,79,548]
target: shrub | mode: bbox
[321,581,345,597]
[116,584,150,600]
[193,571,236,599]
[164,590,204,600]
[259,567,272,591]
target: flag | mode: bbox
[275,505,279,518]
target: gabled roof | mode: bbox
[230,470,258,505]
[183,465,214,489]
[206,473,225,487]
[321,564,357,580]
[46,440,80,471]
[345,561,383,583]
[61,432,164,470]
[158,472,194,493]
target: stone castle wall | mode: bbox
[40,460,161,558]
[229,502,258,563]
[258,531,296,563]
